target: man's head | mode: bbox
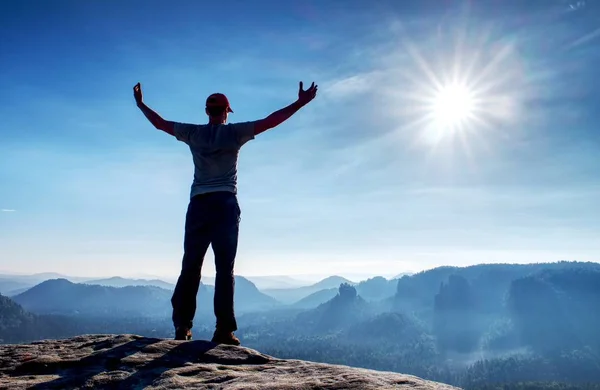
[205,93,233,124]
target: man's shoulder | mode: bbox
[227,120,256,126]
[173,122,212,143]
[173,122,205,133]
[179,122,254,128]
[226,121,256,133]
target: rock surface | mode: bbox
[0,334,460,389]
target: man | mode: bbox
[133,81,318,345]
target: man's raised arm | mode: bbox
[253,81,318,135]
[133,82,175,136]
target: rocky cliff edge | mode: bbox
[0,334,460,389]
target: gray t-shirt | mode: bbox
[173,121,255,198]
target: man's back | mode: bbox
[133,80,318,344]
[172,121,255,197]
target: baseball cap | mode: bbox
[206,93,233,113]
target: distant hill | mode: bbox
[12,279,177,318]
[295,283,375,334]
[0,279,32,296]
[84,277,175,290]
[391,260,600,356]
[82,274,312,290]
[270,275,398,307]
[0,273,89,284]
[243,275,310,290]
[263,275,354,304]
[355,276,398,302]
[230,276,281,312]
[312,275,354,289]
[291,287,338,309]
[394,261,600,318]
[0,273,93,295]
[4,287,30,297]
[195,276,282,314]
[12,276,279,319]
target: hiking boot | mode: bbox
[175,327,192,341]
[211,330,240,346]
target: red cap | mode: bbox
[206,93,233,113]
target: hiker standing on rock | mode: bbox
[133,81,318,344]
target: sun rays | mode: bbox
[386,23,526,159]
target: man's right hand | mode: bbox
[133,82,143,106]
[133,82,175,136]
[298,81,318,106]
[253,81,319,136]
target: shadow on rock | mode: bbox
[25,336,164,389]
[24,338,225,390]
[115,340,220,389]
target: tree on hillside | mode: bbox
[434,274,481,353]
[339,283,357,300]
[508,275,577,353]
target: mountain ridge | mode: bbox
[263,275,355,304]
[12,276,279,318]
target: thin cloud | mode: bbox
[566,27,600,49]
[323,72,380,99]
[1,209,16,212]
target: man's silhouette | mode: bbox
[133,81,318,345]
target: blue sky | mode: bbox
[1,0,599,281]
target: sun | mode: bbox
[432,83,476,126]
[383,24,527,154]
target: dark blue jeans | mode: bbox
[171,191,240,332]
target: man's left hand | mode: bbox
[298,81,318,106]
[133,82,143,106]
